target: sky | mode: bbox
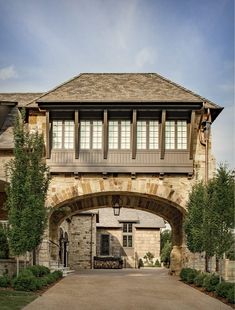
[0,0,234,168]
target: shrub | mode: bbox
[26,265,50,277]
[35,277,49,290]
[186,269,199,284]
[179,268,192,282]
[155,259,161,267]
[0,275,11,287]
[216,282,234,298]
[194,273,207,287]
[45,273,56,284]
[51,270,63,280]
[227,287,235,304]
[12,273,37,291]
[203,274,220,292]
[138,259,144,268]
[0,224,9,259]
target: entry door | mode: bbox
[101,234,110,256]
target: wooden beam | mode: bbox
[103,110,108,159]
[132,109,137,159]
[46,111,51,159]
[75,110,79,159]
[189,110,195,160]
[160,110,166,160]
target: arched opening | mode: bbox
[48,191,185,274]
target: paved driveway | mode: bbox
[24,268,231,310]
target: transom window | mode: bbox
[123,223,133,247]
[165,120,187,150]
[52,120,74,149]
[108,120,131,150]
[80,120,102,149]
[137,120,159,150]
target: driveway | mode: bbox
[24,268,231,310]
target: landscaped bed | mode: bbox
[179,267,235,308]
[0,265,63,310]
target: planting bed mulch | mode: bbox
[180,280,235,309]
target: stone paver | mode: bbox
[24,268,231,310]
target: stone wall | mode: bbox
[69,214,96,270]
[135,228,161,264]
[0,259,29,277]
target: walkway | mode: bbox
[24,268,231,310]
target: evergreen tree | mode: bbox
[5,110,50,268]
[0,223,9,259]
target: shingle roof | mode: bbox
[0,93,43,107]
[95,208,165,229]
[33,73,221,109]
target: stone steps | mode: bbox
[49,261,75,277]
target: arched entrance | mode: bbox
[47,190,186,274]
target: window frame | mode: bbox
[52,120,74,150]
[122,223,133,248]
[137,120,159,150]
[165,120,188,151]
[100,234,110,256]
[80,120,103,150]
[108,120,131,150]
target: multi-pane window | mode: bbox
[123,223,133,247]
[100,234,110,256]
[80,120,102,149]
[108,120,131,149]
[92,121,102,149]
[177,121,187,149]
[80,121,91,149]
[149,121,159,149]
[108,121,119,149]
[52,120,74,149]
[165,120,187,150]
[137,121,147,149]
[165,121,175,150]
[137,120,159,150]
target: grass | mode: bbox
[0,290,38,310]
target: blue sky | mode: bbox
[0,0,234,167]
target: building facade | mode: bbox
[0,73,222,274]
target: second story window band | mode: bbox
[137,120,159,150]
[80,120,102,150]
[165,120,187,150]
[108,120,131,150]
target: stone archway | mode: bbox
[39,175,191,274]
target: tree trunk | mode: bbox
[16,256,19,276]
[205,254,209,272]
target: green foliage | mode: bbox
[0,275,11,287]
[26,265,50,277]
[161,240,171,267]
[6,110,50,256]
[194,272,207,287]
[216,282,234,298]
[184,182,206,254]
[138,258,144,268]
[226,246,235,260]
[179,268,192,281]
[0,224,9,259]
[51,270,63,280]
[227,287,235,304]
[186,269,200,284]
[155,259,161,267]
[160,229,172,252]
[144,252,154,265]
[203,274,220,292]
[12,273,37,291]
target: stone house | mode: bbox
[58,208,165,269]
[0,73,222,274]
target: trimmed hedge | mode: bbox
[26,265,50,277]
[203,274,220,292]
[216,282,234,298]
[12,272,37,291]
[194,273,207,287]
[180,267,234,304]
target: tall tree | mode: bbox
[212,165,234,279]
[6,110,50,273]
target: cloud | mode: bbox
[135,48,156,68]
[0,65,18,80]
